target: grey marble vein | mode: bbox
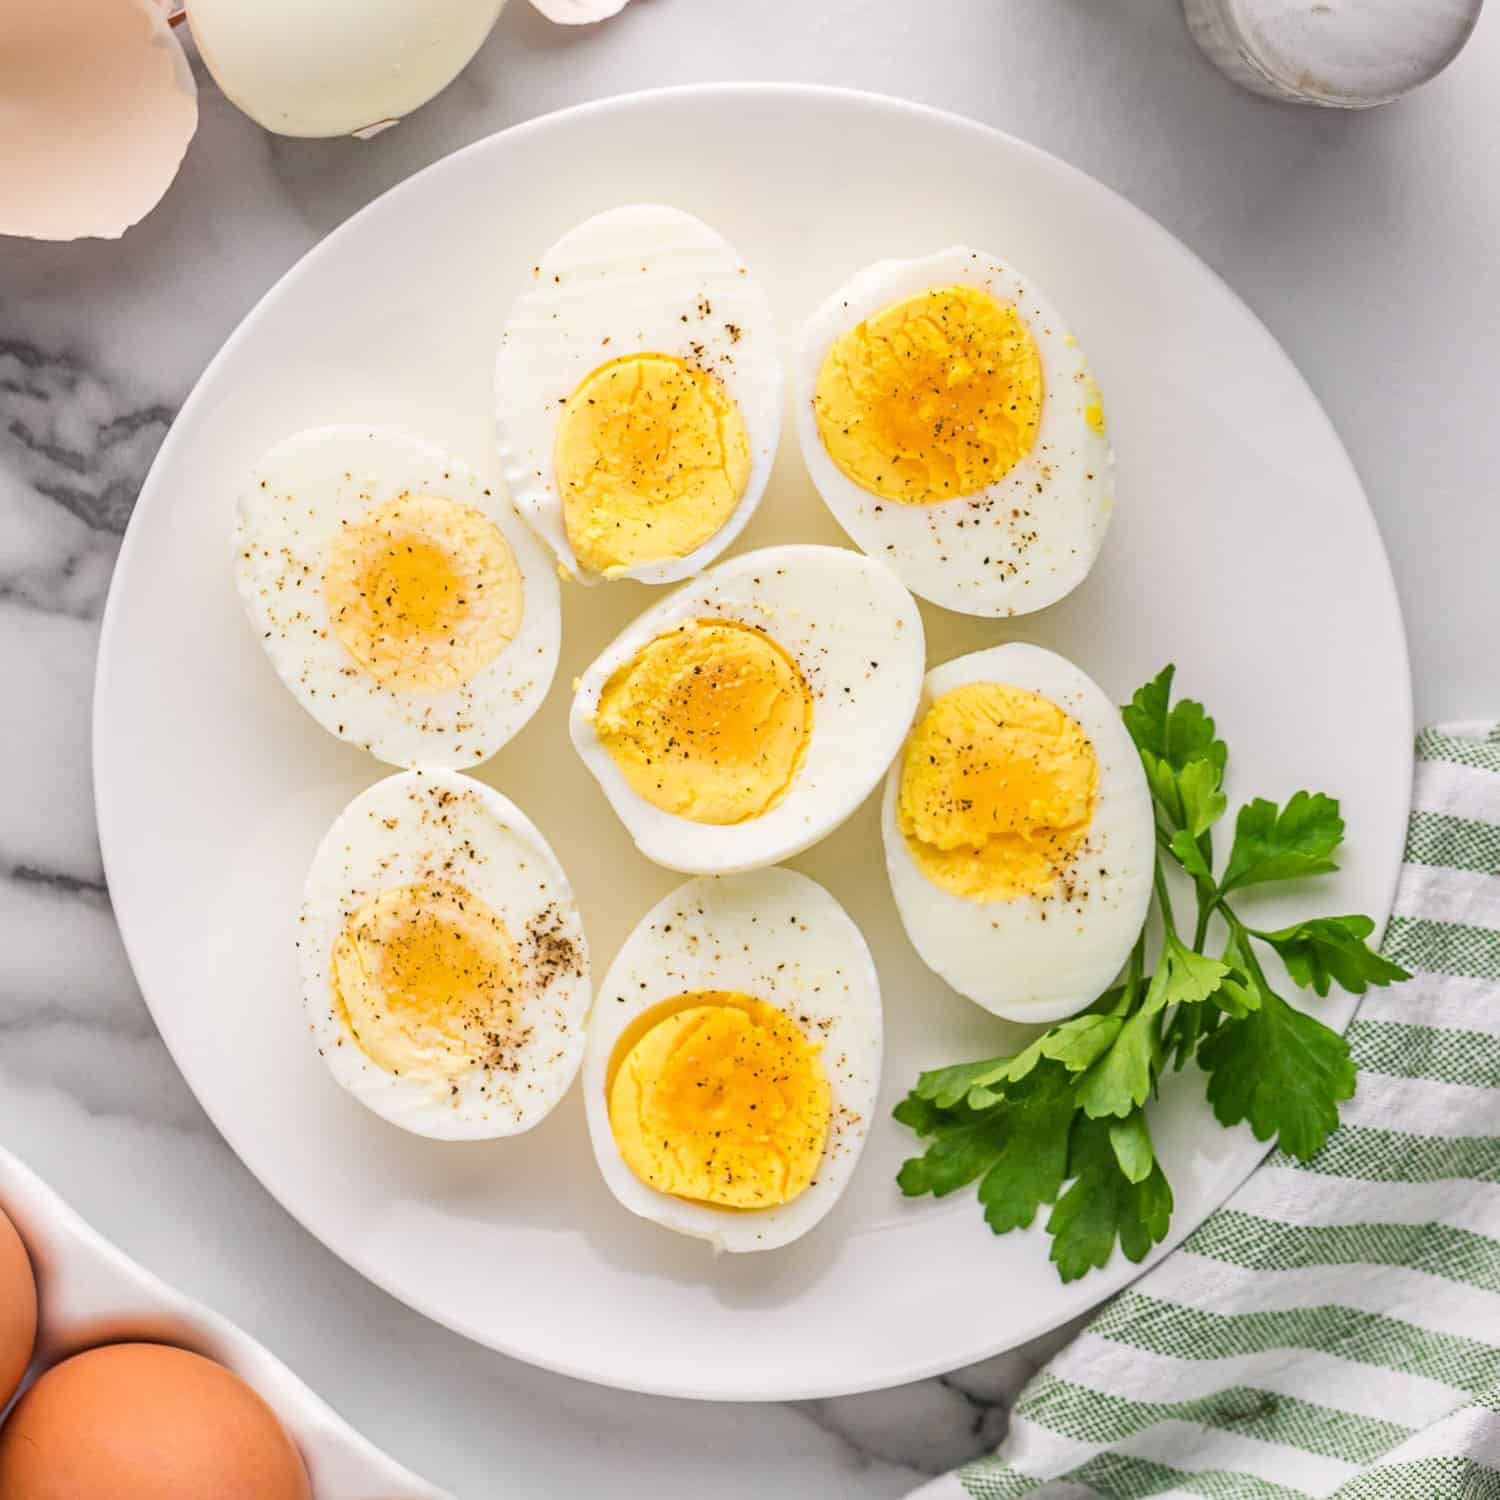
[8,859,109,902]
[0,341,173,621]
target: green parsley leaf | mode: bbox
[1034,1013,1128,1072]
[1120,664,1176,760]
[894,1096,1004,1198]
[1220,792,1344,893]
[1167,828,1215,885]
[977,1066,1078,1233]
[1178,758,1229,839]
[1122,666,1226,774]
[1213,973,1261,1019]
[1076,934,1227,1118]
[1108,1110,1155,1184]
[1255,915,1411,997]
[890,1091,948,1139]
[909,1058,1017,1113]
[1198,984,1356,1160]
[1047,1114,1173,1283]
[1122,666,1228,831]
[1075,1006,1159,1119]
[896,1066,1075,1234]
[1143,935,1232,1016]
[1165,1000,1217,1071]
[913,1010,1124,1110]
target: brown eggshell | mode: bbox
[0,0,197,241]
[0,1343,312,1499]
[0,1208,37,1409]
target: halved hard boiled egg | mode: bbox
[299,770,591,1139]
[234,426,560,769]
[583,869,881,1252]
[495,204,782,585]
[570,544,925,873]
[796,248,1113,617]
[882,643,1152,1022]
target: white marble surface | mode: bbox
[2,1,1497,1495]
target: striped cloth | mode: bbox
[915,725,1500,1500]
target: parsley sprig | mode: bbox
[894,665,1409,1283]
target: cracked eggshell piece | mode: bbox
[298,770,592,1141]
[495,204,782,586]
[0,0,196,241]
[233,425,561,771]
[569,545,926,874]
[188,0,506,138]
[582,869,882,1253]
[882,642,1154,1023]
[796,247,1114,618]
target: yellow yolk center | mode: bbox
[898,682,1098,902]
[592,618,813,825]
[330,881,524,1083]
[555,353,752,576]
[322,493,523,693]
[607,991,832,1211]
[814,284,1044,504]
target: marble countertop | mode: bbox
[3,1,1497,1494]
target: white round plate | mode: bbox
[94,85,1411,1401]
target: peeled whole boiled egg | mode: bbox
[188,0,506,138]
[797,248,1114,617]
[299,769,591,1139]
[495,205,783,585]
[570,544,925,874]
[583,868,882,1252]
[0,1343,311,1500]
[882,643,1153,1022]
[234,426,560,770]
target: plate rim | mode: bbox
[94,81,1415,1401]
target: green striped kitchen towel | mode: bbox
[914,724,1500,1500]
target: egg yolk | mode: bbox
[323,493,523,692]
[898,682,1098,901]
[607,991,832,1210]
[555,354,751,576]
[330,881,524,1083]
[592,618,812,825]
[814,284,1044,505]
[1083,373,1106,435]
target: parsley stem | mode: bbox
[1126,929,1145,1004]
[1192,907,1212,950]
[1152,857,1179,939]
[1224,911,1272,994]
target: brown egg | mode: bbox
[0,1343,312,1499]
[0,1207,37,1408]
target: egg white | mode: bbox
[494,203,783,585]
[583,869,882,1252]
[298,769,591,1139]
[570,544,926,874]
[881,643,1153,1022]
[795,247,1114,618]
[234,425,561,770]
